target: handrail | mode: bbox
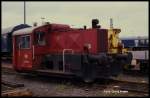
[32,45,35,60]
[62,49,74,72]
[19,43,21,57]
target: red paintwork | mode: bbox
[13,24,108,71]
[48,29,98,54]
[13,34,33,71]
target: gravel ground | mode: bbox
[2,71,148,97]
[112,74,148,83]
[1,61,149,97]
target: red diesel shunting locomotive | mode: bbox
[12,19,132,82]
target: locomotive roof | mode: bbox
[13,26,39,36]
[13,23,70,36]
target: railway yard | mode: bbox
[1,60,149,97]
[2,1,149,97]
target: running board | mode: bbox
[33,69,75,78]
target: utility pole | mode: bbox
[110,18,113,29]
[24,1,26,24]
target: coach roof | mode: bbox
[13,26,39,36]
[2,27,14,35]
[2,24,31,35]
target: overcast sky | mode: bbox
[2,1,148,37]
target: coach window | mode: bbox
[140,39,145,45]
[135,40,138,47]
[146,39,149,44]
[35,31,46,46]
[20,35,30,49]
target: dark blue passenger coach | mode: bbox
[121,36,149,49]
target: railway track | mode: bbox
[109,79,149,94]
[2,80,24,88]
[2,79,32,97]
[123,69,148,76]
[2,62,148,97]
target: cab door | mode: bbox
[32,30,47,68]
[16,35,33,70]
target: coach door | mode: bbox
[17,35,33,70]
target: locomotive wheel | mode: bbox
[82,63,95,83]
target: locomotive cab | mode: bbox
[13,25,50,72]
[13,28,34,71]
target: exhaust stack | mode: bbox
[92,19,101,28]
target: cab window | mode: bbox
[20,35,30,49]
[34,31,46,46]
